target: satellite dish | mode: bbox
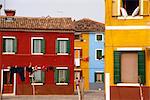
[120,7,128,17]
[132,6,139,17]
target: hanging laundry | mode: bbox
[17,67,25,81]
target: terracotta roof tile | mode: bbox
[0,16,75,32]
[74,18,105,32]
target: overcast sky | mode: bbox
[0,0,105,23]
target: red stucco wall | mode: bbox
[0,31,74,95]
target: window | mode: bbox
[74,71,82,80]
[54,67,70,85]
[74,49,82,67]
[96,34,103,41]
[75,33,82,41]
[56,38,70,55]
[112,0,149,17]
[30,70,45,85]
[3,36,17,54]
[96,49,102,60]
[95,72,104,83]
[31,37,45,54]
[114,51,145,84]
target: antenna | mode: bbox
[0,4,2,15]
[4,0,6,10]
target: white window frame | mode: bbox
[30,67,44,86]
[56,67,69,85]
[57,38,69,55]
[117,0,143,19]
[95,49,103,60]
[95,33,103,42]
[3,36,16,54]
[31,37,44,55]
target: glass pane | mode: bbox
[5,39,14,52]
[34,70,42,82]
[97,35,102,41]
[75,35,80,40]
[75,50,80,58]
[97,50,102,59]
[96,73,102,82]
[33,39,42,53]
[59,41,67,53]
[59,70,66,83]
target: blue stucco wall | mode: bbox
[89,32,104,83]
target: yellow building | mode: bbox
[105,0,150,99]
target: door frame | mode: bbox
[1,68,16,96]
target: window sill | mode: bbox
[31,53,44,55]
[117,83,140,86]
[57,53,69,55]
[118,16,143,20]
[56,83,68,85]
[31,83,44,85]
[3,52,15,54]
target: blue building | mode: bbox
[89,32,104,90]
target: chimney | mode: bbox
[4,9,16,16]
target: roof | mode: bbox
[74,18,105,32]
[0,16,75,32]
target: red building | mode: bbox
[0,15,75,95]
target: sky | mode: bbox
[0,0,105,23]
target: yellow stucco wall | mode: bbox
[105,30,150,86]
[74,33,89,90]
[105,0,150,86]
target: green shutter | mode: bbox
[41,39,45,54]
[3,38,6,52]
[56,40,60,53]
[97,50,102,59]
[102,73,104,83]
[54,69,59,83]
[13,38,17,53]
[138,51,145,84]
[67,40,70,53]
[66,69,70,83]
[114,51,121,84]
[41,71,45,83]
[95,73,97,82]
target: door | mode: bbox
[1,69,16,95]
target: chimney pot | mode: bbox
[5,9,16,16]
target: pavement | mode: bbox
[1,90,104,100]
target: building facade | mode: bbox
[89,31,104,90]
[105,0,150,99]
[0,15,75,95]
[74,19,104,90]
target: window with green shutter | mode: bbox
[31,70,45,83]
[56,39,70,54]
[114,51,146,84]
[3,37,17,54]
[114,51,121,84]
[32,37,45,54]
[55,67,69,85]
[138,51,145,84]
